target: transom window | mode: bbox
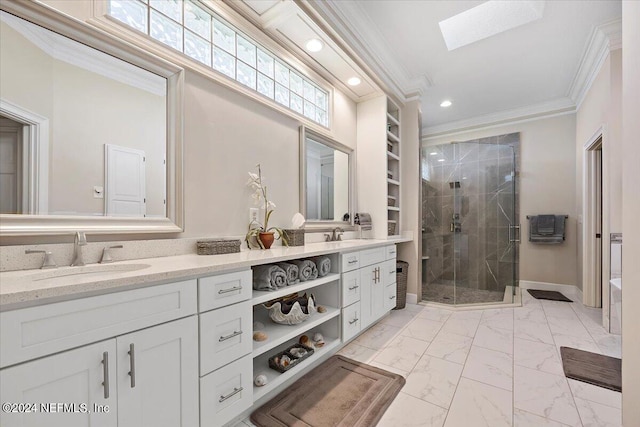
[108,0,329,127]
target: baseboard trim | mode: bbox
[406,293,418,305]
[519,280,584,302]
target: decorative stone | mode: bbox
[254,374,268,387]
[317,305,327,313]
[253,331,268,341]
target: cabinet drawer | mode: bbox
[359,247,386,267]
[383,259,397,287]
[198,270,252,312]
[341,252,360,272]
[341,270,361,307]
[200,354,253,427]
[0,280,197,368]
[342,302,361,342]
[386,245,397,260]
[385,283,397,311]
[199,302,252,376]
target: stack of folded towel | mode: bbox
[252,256,333,290]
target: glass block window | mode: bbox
[108,0,329,127]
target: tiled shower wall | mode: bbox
[421,133,520,295]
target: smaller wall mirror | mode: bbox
[300,126,353,227]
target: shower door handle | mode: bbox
[509,224,521,243]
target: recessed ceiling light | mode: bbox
[440,100,452,108]
[438,159,445,162]
[347,77,361,86]
[305,38,323,53]
[430,152,438,156]
[439,0,546,51]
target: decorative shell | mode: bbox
[317,305,327,313]
[253,331,268,341]
[299,335,311,347]
[290,347,308,358]
[254,374,268,387]
[263,295,317,325]
[313,332,325,348]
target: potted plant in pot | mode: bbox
[245,164,288,249]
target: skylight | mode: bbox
[439,0,545,51]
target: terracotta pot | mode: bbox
[259,232,275,249]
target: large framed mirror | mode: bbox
[0,0,184,236]
[300,126,354,228]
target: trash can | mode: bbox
[394,261,409,310]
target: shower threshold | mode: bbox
[420,284,522,310]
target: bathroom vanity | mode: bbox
[0,239,405,427]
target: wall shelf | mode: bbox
[386,131,400,144]
[387,206,400,212]
[387,151,400,161]
[387,178,400,186]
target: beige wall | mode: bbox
[575,49,623,291]
[424,114,578,288]
[622,0,640,422]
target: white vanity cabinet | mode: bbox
[0,340,119,427]
[342,245,397,335]
[0,281,199,427]
[116,316,199,427]
[0,316,198,427]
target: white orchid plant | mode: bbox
[245,164,288,248]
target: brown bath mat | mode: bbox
[251,355,405,427]
[527,289,572,302]
[560,347,622,392]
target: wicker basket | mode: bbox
[196,239,241,255]
[283,229,305,246]
[394,261,409,310]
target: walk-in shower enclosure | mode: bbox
[421,133,520,305]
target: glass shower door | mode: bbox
[452,142,518,304]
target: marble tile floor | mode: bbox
[235,291,621,427]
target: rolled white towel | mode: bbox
[252,265,287,291]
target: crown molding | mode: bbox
[568,18,622,110]
[422,97,576,139]
[305,0,430,103]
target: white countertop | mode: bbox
[0,238,411,311]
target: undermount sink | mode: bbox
[28,263,151,282]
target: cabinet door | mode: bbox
[359,265,375,328]
[371,263,386,322]
[0,340,117,427]
[117,316,198,427]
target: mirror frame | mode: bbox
[0,0,184,236]
[299,126,355,230]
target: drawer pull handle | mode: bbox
[128,343,136,388]
[348,259,358,264]
[219,330,243,342]
[348,285,360,290]
[389,296,396,300]
[218,285,242,294]
[219,387,243,402]
[101,351,110,399]
[349,318,359,325]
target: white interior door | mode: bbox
[105,144,146,216]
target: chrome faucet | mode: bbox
[25,249,57,269]
[324,227,344,242]
[70,231,87,266]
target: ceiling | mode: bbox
[306,0,622,135]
